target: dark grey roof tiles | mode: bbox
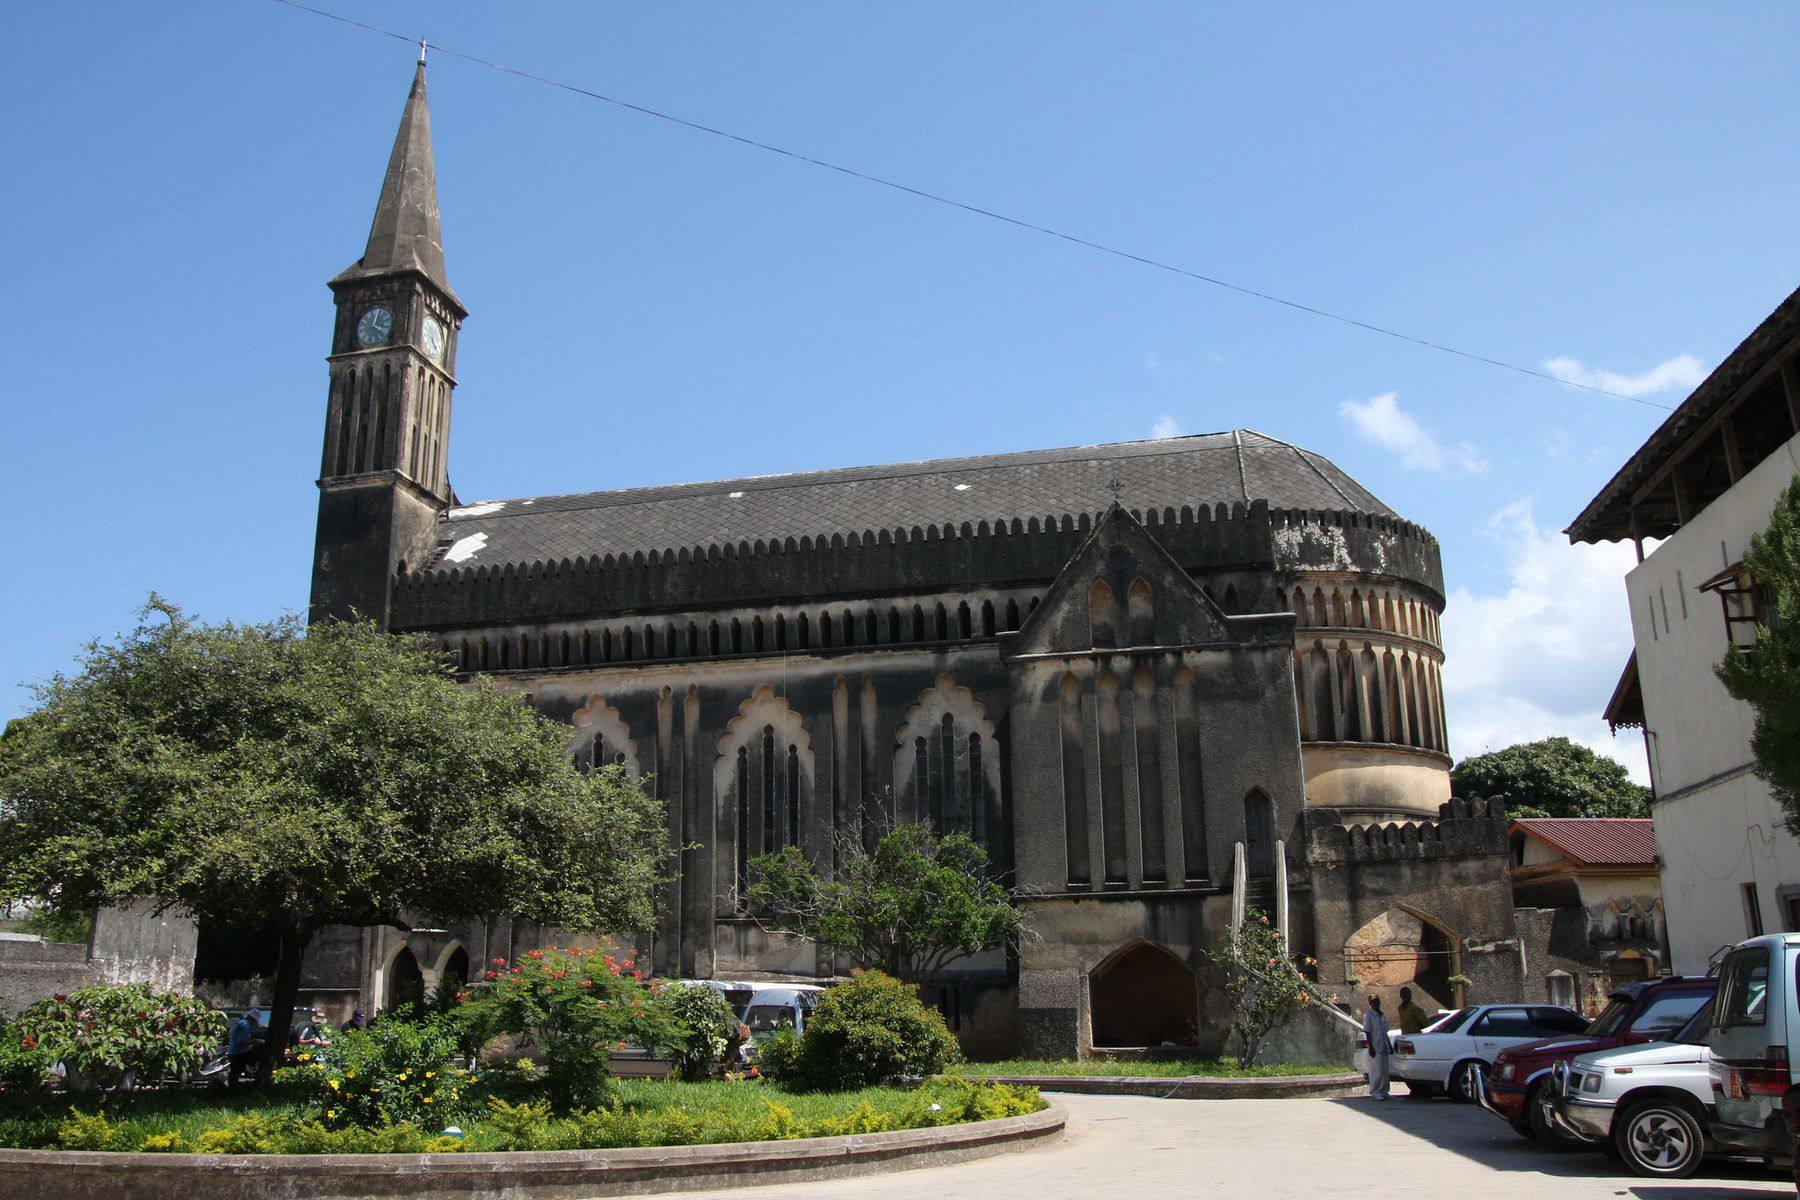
[427,430,1393,572]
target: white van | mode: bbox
[741,984,826,1054]
[1708,932,1800,1166]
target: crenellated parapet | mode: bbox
[390,500,1443,631]
[1305,795,1510,865]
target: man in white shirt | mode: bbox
[1362,995,1392,1101]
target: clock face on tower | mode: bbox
[421,317,446,360]
[355,306,393,348]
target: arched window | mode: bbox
[981,599,996,636]
[1127,578,1153,644]
[1090,579,1117,647]
[819,611,833,648]
[1005,598,1021,631]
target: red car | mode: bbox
[1477,977,1714,1145]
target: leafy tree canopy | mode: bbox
[0,598,669,1075]
[747,823,1022,985]
[1717,474,1800,835]
[1450,736,1649,819]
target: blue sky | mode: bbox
[4,2,1798,778]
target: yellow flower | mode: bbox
[328,1080,340,1091]
[344,1071,356,1079]
[425,1071,435,1079]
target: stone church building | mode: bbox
[297,63,1537,1057]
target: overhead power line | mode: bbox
[272,0,1675,412]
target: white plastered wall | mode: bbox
[1626,432,1800,971]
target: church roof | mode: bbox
[428,430,1396,571]
[330,61,461,310]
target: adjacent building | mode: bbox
[1509,818,1665,1014]
[1568,285,1800,974]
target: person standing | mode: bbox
[1397,986,1429,1035]
[1363,995,1392,1101]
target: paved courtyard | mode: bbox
[682,1091,1790,1200]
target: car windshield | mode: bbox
[1672,998,1714,1046]
[1422,1008,1470,1033]
[744,1004,796,1034]
[1586,998,1632,1037]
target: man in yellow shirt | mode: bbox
[1397,986,1430,1035]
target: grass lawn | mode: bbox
[0,1077,1042,1154]
[963,1058,1344,1078]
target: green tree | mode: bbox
[0,599,669,1082]
[1717,475,1800,834]
[747,823,1022,986]
[1450,736,1649,819]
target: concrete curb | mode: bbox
[956,1072,1364,1099]
[0,1102,1065,1200]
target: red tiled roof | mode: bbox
[1511,818,1657,868]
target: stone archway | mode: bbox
[384,945,425,1012]
[1344,906,1459,1012]
[435,943,470,997]
[1090,941,1198,1048]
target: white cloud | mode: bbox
[1142,349,1162,373]
[1542,353,1707,399]
[1150,414,1184,439]
[1441,498,1648,782]
[1338,392,1489,475]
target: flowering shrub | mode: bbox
[758,970,959,1092]
[0,1016,52,1094]
[53,1109,466,1154]
[661,985,738,1081]
[455,947,681,1110]
[14,983,222,1088]
[275,1013,469,1128]
[1203,912,1316,1068]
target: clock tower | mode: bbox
[310,59,466,626]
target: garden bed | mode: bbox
[0,1077,1042,1154]
[0,1096,1065,1200]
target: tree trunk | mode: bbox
[256,921,313,1088]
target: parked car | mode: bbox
[1353,1009,1456,1080]
[1481,976,1714,1145]
[1391,1003,1585,1102]
[1545,999,1717,1178]
[1709,933,1799,1168]
[739,984,826,1060]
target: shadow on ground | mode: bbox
[1327,1085,1783,1189]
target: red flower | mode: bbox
[490,957,507,966]
[484,970,499,981]
[20,1035,36,1050]
[579,981,594,990]
[52,994,66,1002]
[526,950,545,960]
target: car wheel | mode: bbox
[1527,1083,1583,1151]
[1448,1060,1483,1104]
[1614,1100,1705,1179]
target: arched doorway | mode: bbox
[436,944,470,999]
[1344,906,1458,1011]
[1244,789,1275,876]
[384,946,425,1012]
[1090,942,1198,1048]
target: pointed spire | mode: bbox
[333,61,460,308]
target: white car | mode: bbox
[1353,1009,1454,1077]
[1548,999,1717,1178]
[1392,1003,1586,1102]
